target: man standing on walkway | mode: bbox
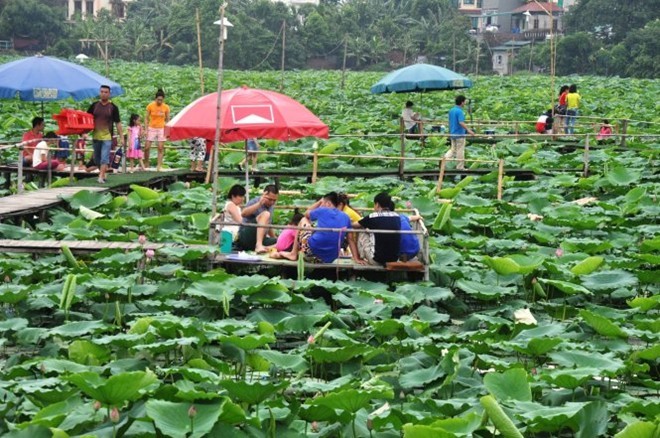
[446,95,474,170]
[88,85,123,184]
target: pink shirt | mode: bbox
[276,228,297,251]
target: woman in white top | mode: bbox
[223,184,247,240]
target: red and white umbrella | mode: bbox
[167,86,329,142]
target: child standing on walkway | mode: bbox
[126,114,145,172]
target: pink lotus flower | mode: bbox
[3,275,10,283]
[145,249,155,259]
[555,248,564,257]
[188,405,197,418]
[374,298,384,305]
[138,234,147,245]
[110,407,120,423]
[311,421,319,432]
[405,201,412,208]
[307,335,315,344]
[93,401,102,411]
[367,418,374,430]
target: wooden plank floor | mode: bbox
[0,187,106,219]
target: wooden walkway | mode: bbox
[0,186,107,220]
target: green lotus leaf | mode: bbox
[0,286,29,304]
[257,350,309,373]
[572,401,609,438]
[580,270,638,291]
[219,380,288,405]
[537,278,592,295]
[66,370,159,405]
[455,279,515,300]
[432,202,452,231]
[184,281,235,304]
[371,319,404,337]
[484,368,531,402]
[190,213,210,231]
[307,345,372,363]
[570,256,604,275]
[90,218,127,231]
[64,190,113,209]
[614,421,659,438]
[579,309,628,339]
[145,399,223,438]
[49,321,109,338]
[606,166,641,186]
[402,424,456,438]
[399,363,446,390]
[173,380,222,401]
[68,340,111,366]
[311,388,393,414]
[130,184,161,200]
[540,368,599,389]
[483,256,521,275]
[513,401,587,432]
[627,296,660,312]
[0,223,31,239]
[79,205,104,220]
[216,334,275,350]
[549,350,624,374]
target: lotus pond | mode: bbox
[0,62,658,437]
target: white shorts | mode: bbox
[147,127,166,142]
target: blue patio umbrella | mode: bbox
[370,63,472,94]
[0,54,124,102]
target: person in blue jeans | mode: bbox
[564,84,581,135]
[87,85,123,184]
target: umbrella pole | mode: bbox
[210,2,227,221]
[244,140,249,201]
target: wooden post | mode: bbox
[583,134,590,177]
[514,122,519,138]
[280,20,286,91]
[436,158,446,193]
[312,147,319,183]
[399,117,406,179]
[497,159,504,201]
[47,149,52,187]
[340,36,348,89]
[205,141,214,184]
[196,8,204,94]
[620,119,628,148]
[69,142,75,183]
[17,146,23,194]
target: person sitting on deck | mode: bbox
[352,192,401,266]
[596,119,613,143]
[391,201,422,261]
[32,131,66,171]
[535,109,554,134]
[223,184,246,243]
[275,210,304,252]
[402,101,421,134]
[238,184,279,253]
[272,191,358,263]
[21,117,44,166]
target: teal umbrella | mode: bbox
[370,63,472,94]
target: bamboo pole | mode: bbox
[17,147,23,194]
[312,147,319,183]
[47,149,52,187]
[620,119,628,148]
[210,2,227,218]
[205,141,214,184]
[583,134,590,178]
[69,143,75,183]
[399,117,406,179]
[436,158,446,193]
[497,159,504,201]
[196,8,205,94]
[280,20,286,91]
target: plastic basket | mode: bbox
[53,109,94,135]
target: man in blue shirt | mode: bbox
[446,95,475,170]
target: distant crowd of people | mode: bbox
[222,184,421,266]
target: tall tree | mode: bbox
[0,0,64,47]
